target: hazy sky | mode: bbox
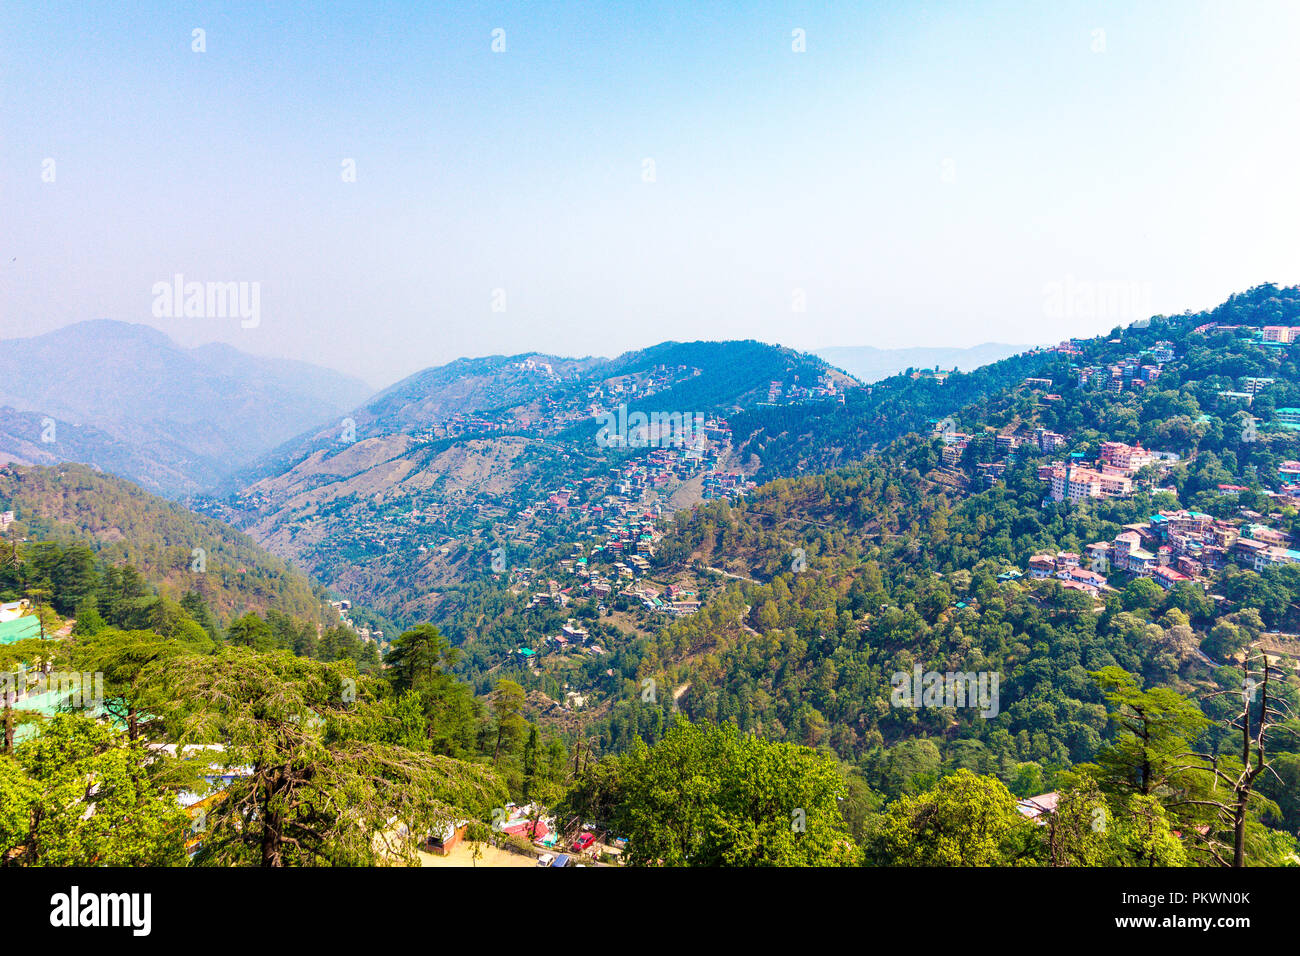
[3,1,1299,389]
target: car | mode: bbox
[550,853,570,867]
[572,832,596,851]
[536,853,554,867]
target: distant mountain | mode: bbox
[226,339,854,489]
[815,343,1035,383]
[0,320,374,496]
[204,339,858,619]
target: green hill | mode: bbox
[0,462,329,625]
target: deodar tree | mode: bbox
[146,648,507,867]
[1182,646,1296,867]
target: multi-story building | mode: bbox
[1218,390,1255,406]
[1152,566,1191,590]
[1242,377,1276,395]
[1042,463,1132,503]
[941,440,969,467]
[1099,441,1155,474]
[1112,530,1157,575]
[1036,428,1066,453]
[1251,545,1300,571]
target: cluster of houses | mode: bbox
[1055,338,1177,396]
[909,367,955,385]
[425,803,620,866]
[417,411,518,439]
[938,423,1069,473]
[524,577,575,610]
[591,364,696,403]
[515,499,707,628]
[513,357,557,377]
[1077,356,1168,394]
[593,509,660,560]
[575,416,746,506]
[1028,508,1300,597]
[702,469,754,500]
[542,618,604,658]
[762,374,846,405]
[326,598,384,646]
[612,447,706,496]
[1026,552,1111,596]
[1038,441,1179,504]
[1193,321,1300,345]
[409,364,709,444]
[1105,511,1300,580]
[618,581,701,616]
[1050,340,1085,359]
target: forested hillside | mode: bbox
[202,339,859,620]
[429,285,1300,866]
[0,463,329,625]
[7,287,1300,869]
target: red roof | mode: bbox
[503,819,550,841]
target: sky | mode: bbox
[2,0,1299,389]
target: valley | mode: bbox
[5,286,1300,873]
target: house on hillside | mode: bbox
[426,821,471,856]
[0,599,30,624]
[1016,792,1060,824]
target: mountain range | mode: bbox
[8,286,1300,867]
[0,319,1057,619]
[0,320,373,496]
[201,339,861,619]
[0,321,1039,501]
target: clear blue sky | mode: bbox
[2,0,1298,387]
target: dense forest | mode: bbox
[0,463,329,624]
[425,285,1300,865]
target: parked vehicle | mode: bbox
[572,832,596,851]
[550,853,570,867]
[536,853,554,867]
